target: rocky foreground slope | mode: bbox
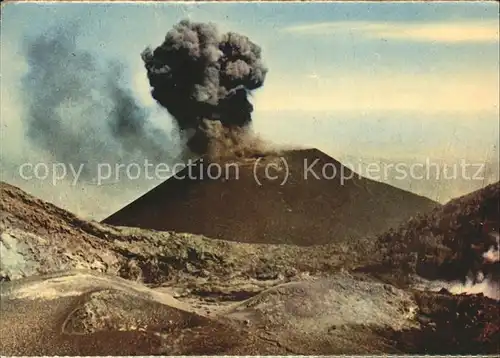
[1,181,499,354]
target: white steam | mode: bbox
[447,276,499,300]
[482,232,500,264]
[414,232,500,301]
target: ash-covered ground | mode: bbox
[1,180,499,355]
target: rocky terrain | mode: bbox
[1,180,499,355]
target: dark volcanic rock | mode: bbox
[381,290,500,354]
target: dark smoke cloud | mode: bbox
[141,20,268,156]
[21,25,171,180]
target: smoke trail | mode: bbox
[142,20,268,158]
[20,25,170,180]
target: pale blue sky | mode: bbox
[1,2,499,218]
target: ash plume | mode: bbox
[20,25,170,180]
[141,20,268,159]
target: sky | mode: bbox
[1,1,499,219]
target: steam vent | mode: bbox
[103,149,438,246]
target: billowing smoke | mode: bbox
[482,232,500,264]
[446,274,499,301]
[446,232,499,300]
[20,25,172,181]
[415,232,500,301]
[141,20,268,159]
